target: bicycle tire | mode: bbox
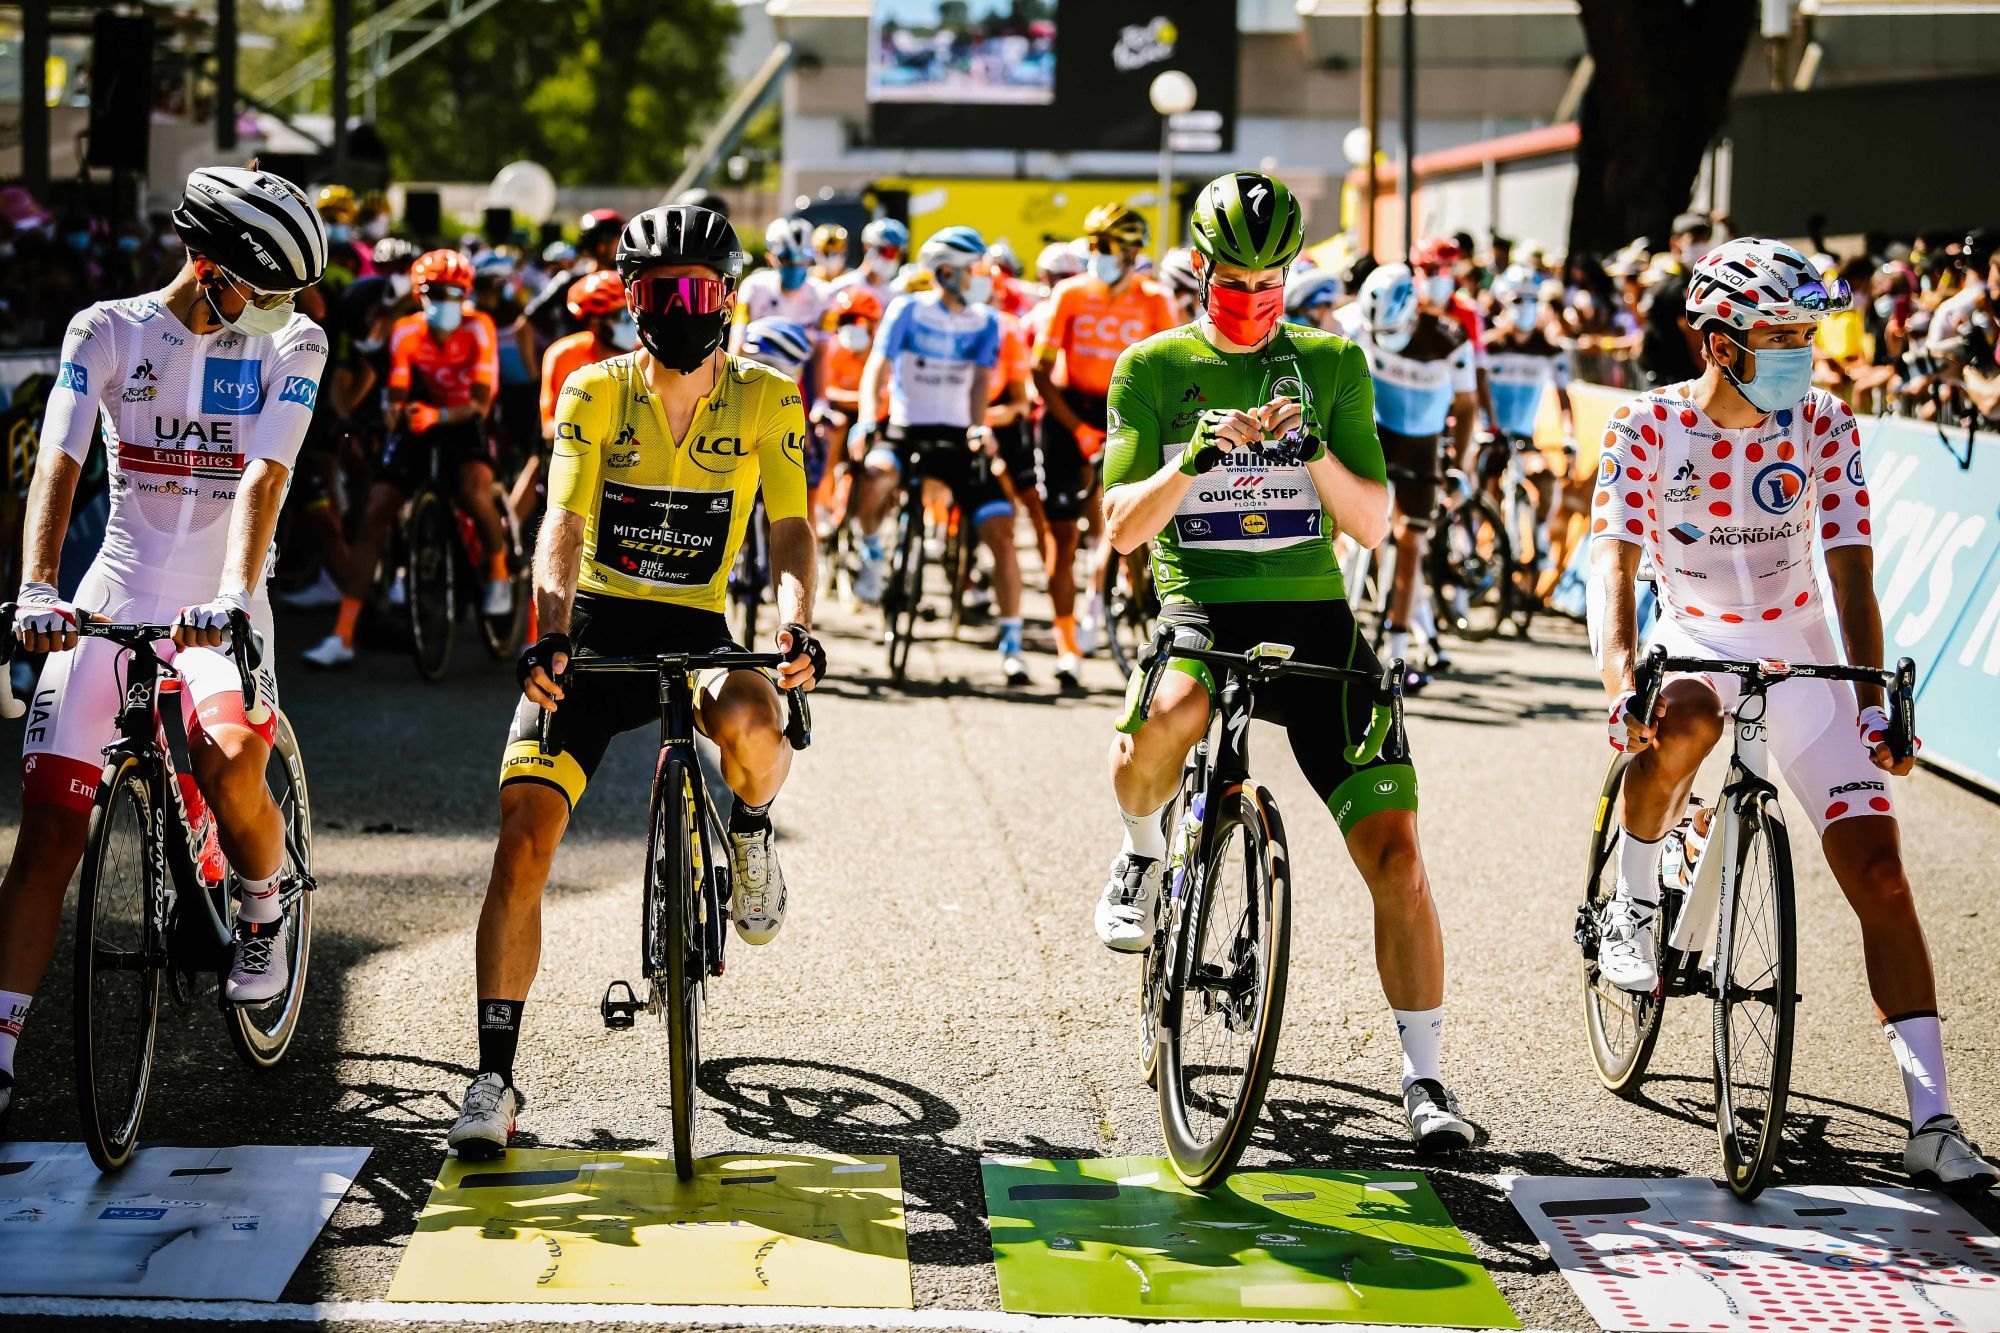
[1713,798,1797,1200]
[884,495,924,682]
[1505,489,1542,640]
[1157,783,1290,1189]
[1579,761,1667,1097]
[1431,495,1512,642]
[72,754,163,1172]
[479,482,532,660]
[225,712,315,1068]
[651,756,704,1181]
[405,490,457,681]
[1139,787,1187,1088]
[948,514,975,639]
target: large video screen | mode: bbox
[867,0,1058,106]
[866,1,1235,154]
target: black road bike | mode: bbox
[0,608,315,1171]
[1120,624,1402,1187]
[880,438,980,684]
[1577,644,1916,1199]
[398,431,531,681]
[542,648,810,1180]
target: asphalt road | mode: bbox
[3,555,1997,1332]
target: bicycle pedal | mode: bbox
[600,979,643,1030]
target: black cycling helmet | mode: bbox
[675,188,731,219]
[171,165,327,289]
[617,205,744,282]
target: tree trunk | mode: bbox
[1568,0,1756,259]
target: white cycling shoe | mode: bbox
[729,826,788,945]
[1403,1078,1477,1153]
[1095,853,1162,953]
[448,1072,523,1161]
[1055,652,1082,687]
[276,570,342,610]
[302,633,356,670]
[1905,1114,1999,1194]
[1597,884,1660,992]
[853,553,886,605]
[225,916,290,1004]
[481,578,514,618]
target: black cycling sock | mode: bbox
[730,797,772,834]
[477,998,524,1085]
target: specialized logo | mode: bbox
[1751,460,1806,515]
[1245,182,1269,216]
[277,374,318,409]
[201,358,264,414]
[56,361,89,393]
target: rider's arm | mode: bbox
[1449,338,1479,472]
[1592,536,1646,700]
[538,339,565,441]
[535,373,603,637]
[26,306,116,586]
[21,449,81,589]
[757,385,818,684]
[1552,347,1576,437]
[384,318,414,421]
[1815,398,1887,711]
[1102,344,1192,553]
[1826,547,1888,711]
[1031,284,1084,432]
[215,459,292,603]
[531,506,586,639]
[1305,340,1390,549]
[461,314,500,421]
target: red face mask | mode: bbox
[1205,281,1285,346]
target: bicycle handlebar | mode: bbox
[536,648,813,756]
[1629,644,1919,764]
[0,603,262,715]
[1117,624,1404,765]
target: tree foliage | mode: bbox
[248,0,741,186]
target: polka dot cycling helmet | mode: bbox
[1686,237,1852,335]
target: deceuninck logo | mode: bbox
[202,358,264,415]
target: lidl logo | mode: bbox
[201,359,264,415]
[277,375,318,409]
[1242,513,1269,535]
[1752,461,1806,515]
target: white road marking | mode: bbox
[0,1298,1559,1332]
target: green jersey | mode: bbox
[1103,322,1384,604]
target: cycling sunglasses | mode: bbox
[628,275,734,316]
[219,265,303,311]
[418,283,466,302]
[1789,274,1852,313]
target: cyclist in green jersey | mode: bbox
[1096,171,1476,1151]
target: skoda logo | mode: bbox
[1752,461,1806,516]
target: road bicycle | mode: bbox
[1097,544,1157,679]
[1119,623,1402,1188]
[540,647,810,1180]
[728,494,772,652]
[879,437,980,684]
[1430,432,1556,641]
[0,608,315,1171]
[397,428,531,681]
[1576,643,1916,1199]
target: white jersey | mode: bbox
[732,269,831,343]
[42,292,328,597]
[874,291,1001,429]
[1589,383,1869,628]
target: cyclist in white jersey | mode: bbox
[1479,265,1574,573]
[830,218,910,315]
[730,217,830,353]
[1589,237,1996,1193]
[0,167,329,1125]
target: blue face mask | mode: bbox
[778,262,810,293]
[425,299,463,334]
[64,232,91,253]
[115,235,142,255]
[1731,343,1815,413]
[327,223,352,246]
[1088,252,1124,286]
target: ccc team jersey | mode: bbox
[1104,323,1385,605]
[1486,330,1570,439]
[549,353,808,612]
[1035,273,1180,397]
[388,306,499,409]
[41,292,328,594]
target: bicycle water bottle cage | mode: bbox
[600,979,643,1029]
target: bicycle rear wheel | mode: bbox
[1579,761,1667,1096]
[72,755,163,1172]
[1714,799,1797,1200]
[1157,784,1290,1189]
[405,490,457,681]
[648,757,704,1181]
[225,712,314,1068]
[883,495,925,683]
[1431,495,1512,641]
[479,482,531,660]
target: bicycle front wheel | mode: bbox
[405,490,457,681]
[72,754,164,1172]
[1431,495,1512,641]
[1713,799,1797,1200]
[883,497,925,682]
[226,711,314,1068]
[1579,761,1666,1096]
[479,482,531,660]
[647,757,704,1181]
[1157,784,1291,1189]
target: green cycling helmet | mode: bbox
[1188,171,1305,273]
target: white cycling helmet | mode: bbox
[1358,262,1419,353]
[1036,241,1085,284]
[1158,246,1200,296]
[918,225,987,272]
[1686,237,1851,336]
[1284,266,1343,317]
[764,216,814,263]
[739,317,815,376]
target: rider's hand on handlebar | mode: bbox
[173,589,249,650]
[408,402,442,435]
[1608,688,1661,754]
[1179,409,1262,475]
[1859,704,1918,777]
[776,623,824,693]
[517,632,571,711]
[967,425,998,457]
[13,582,79,654]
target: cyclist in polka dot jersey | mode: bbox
[1587,237,1996,1194]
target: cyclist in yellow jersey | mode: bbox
[449,206,824,1160]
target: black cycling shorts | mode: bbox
[497,596,767,809]
[1378,427,1442,527]
[882,424,1014,527]
[1035,388,1108,522]
[991,418,1036,495]
[1156,598,1418,834]
[378,418,494,493]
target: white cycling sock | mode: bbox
[1118,800,1169,861]
[1394,1006,1444,1091]
[0,989,31,1078]
[1385,627,1411,668]
[236,866,284,925]
[1885,1013,1952,1130]
[1617,829,1665,905]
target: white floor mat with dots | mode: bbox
[1507,1175,2000,1333]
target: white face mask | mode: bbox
[425,298,463,334]
[605,314,638,351]
[818,253,848,277]
[1423,274,1454,306]
[363,215,391,242]
[866,251,898,281]
[836,323,872,352]
[208,274,295,337]
[1509,299,1539,330]
[961,274,994,306]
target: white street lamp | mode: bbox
[1148,71,1198,256]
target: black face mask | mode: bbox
[636,308,728,373]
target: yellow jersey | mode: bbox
[549,353,809,612]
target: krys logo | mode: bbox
[1752,461,1806,515]
[201,358,264,415]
